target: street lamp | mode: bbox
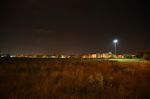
[113,39,118,56]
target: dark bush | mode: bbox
[143,54,150,60]
[124,54,132,59]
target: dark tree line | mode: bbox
[136,51,150,60]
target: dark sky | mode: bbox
[1,0,150,55]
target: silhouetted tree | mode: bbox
[136,51,150,60]
[5,54,10,58]
[143,51,150,60]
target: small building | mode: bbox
[117,54,124,58]
[81,52,113,59]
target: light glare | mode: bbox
[113,39,118,43]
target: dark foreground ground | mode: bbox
[0,58,150,99]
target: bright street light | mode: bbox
[113,39,118,55]
[113,39,118,43]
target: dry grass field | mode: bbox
[0,58,150,99]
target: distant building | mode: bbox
[49,54,67,58]
[81,54,96,58]
[58,55,66,58]
[117,54,124,58]
[16,54,38,58]
[97,52,112,58]
[50,55,57,58]
[81,52,113,59]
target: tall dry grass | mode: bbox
[0,58,150,99]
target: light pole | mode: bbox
[113,39,118,56]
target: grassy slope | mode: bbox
[0,58,150,99]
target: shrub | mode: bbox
[124,54,132,59]
[143,54,150,60]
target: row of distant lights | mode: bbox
[1,39,118,58]
[0,55,15,58]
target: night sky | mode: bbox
[1,0,150,55]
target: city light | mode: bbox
[113,39,118,43]
[113,39,118,56]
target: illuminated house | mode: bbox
[81,54,96,58]
[98,52,113,58]
[117,54,124,58]
[81,52,113,58]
